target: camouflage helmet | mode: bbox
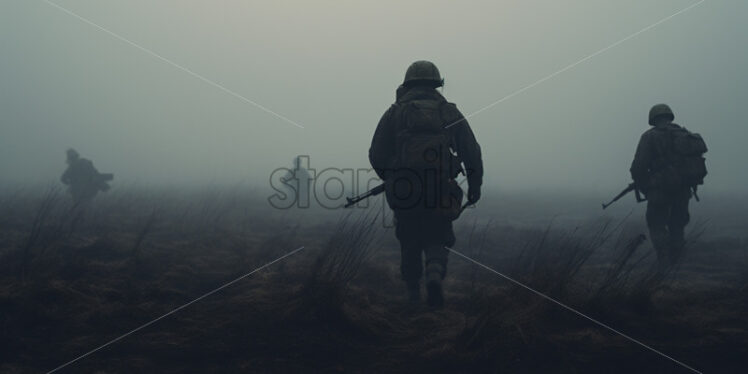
[403,60,444,88]
[648,104,674,125]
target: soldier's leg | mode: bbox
[424,244,448,306]
[423,220,454,279]
[400,239,423,280]
[423,219,454,308]
[646,200,671,271]
[667,195,691,265]
[70,187,83,205]
[401,241,423,301]
[395,218,424,301]
[424,245,448,279]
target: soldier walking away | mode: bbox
[630,104,707,271]
[281,156,312,206]
[60,148,114,205]
[369,61,483,307]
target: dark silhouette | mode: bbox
[281,156,312,205]
[60,148,113,205]
[630,104,707,270]
[369,60,483,307]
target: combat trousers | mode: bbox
[645,188,691,268]
[70,186,98,206]
[394,212,456,283]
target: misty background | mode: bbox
[1,0,746,199]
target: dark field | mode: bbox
[1,186,747,373]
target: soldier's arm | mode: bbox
[60,169,70,184]
[448,104,483,188]
[369,105,397,180]
[87,160,100,175]
[630,132,652,190]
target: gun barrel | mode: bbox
[601,183,636,210]
[99,173,114,181]
[344,183,385,208]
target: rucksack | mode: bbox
[385,99,459,213]
[394,100,453,177]
[657,125,708,188]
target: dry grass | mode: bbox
[0,187,746,373]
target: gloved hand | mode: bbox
[634,179,649,195]
[467,185,481,204]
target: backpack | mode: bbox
[386,100,460,213]
[394,100,453,176]
[656,125,708,188]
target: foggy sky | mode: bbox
[1,0,746,196]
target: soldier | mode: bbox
[60,148,113,205]
[630,104,707,271]
[369,61,483,307]
[280,156,312,206]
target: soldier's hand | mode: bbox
[467,186,481,204]
[635,181,649,194]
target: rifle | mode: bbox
[602,182,646,210]
[98,173,114,182]
[346,156,466,208]
[95,173,114,192]
[345,183,385,208]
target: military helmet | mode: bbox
[648,104,674,125]
[403,60,444,88]
[66,148,79,160]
